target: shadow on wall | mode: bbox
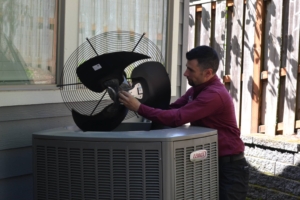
[247,164,300,200]
[245,143,300,200]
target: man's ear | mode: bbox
[205,69,213,77]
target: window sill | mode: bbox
[0,85,63,107]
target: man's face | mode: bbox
[184,59,210,86]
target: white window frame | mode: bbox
[0,0,76,107]
[0,0,183,107]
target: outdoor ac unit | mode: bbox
[33,123,218,200]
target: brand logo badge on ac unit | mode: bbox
[190,149,207,162]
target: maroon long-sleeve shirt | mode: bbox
[138,75,244,157]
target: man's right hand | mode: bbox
[118,91,141,112]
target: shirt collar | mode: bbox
[193,75,219,95]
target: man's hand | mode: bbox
[119,91,141,112]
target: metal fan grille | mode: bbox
[60,31,163,118]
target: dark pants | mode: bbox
[219,157,249,200]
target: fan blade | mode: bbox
[76,51,149,93]
[72,103,128,131]
[131,61,171,110]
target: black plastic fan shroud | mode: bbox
[58,31,169,131]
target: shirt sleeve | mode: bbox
[168,88,192,109]
[138,90,223,127]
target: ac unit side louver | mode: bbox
[33,124,218,200]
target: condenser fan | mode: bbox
[58,31,171,131]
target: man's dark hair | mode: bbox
[186,45,219,73]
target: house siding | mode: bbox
[0,103,75,200]
[0,0,188,199]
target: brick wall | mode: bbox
[242,134,300,200]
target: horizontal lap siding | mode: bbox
[0,103,70,122]
[0,115,75,150]
[0,103,75,200]
[0,175,33,200]
[0,147,32,179]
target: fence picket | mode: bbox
[229,0,244,125]
[189,0,300,135]
[188,6,196,51]
[263,0,283,136]
[241,0,256,134]
[282,0,300,135]
[251,0,264,133]
[200,3,211,46]
[213,1,227,79]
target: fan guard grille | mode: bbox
[60,31,164,119]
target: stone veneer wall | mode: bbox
[241,134,300,200]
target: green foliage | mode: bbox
[25,68,33,79]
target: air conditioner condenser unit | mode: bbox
[33,124,218,200]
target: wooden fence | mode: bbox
[188,0,300,136]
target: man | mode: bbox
[119,45,249,200]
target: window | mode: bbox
[77,0,167,60]
[0,0,172,107]
[0,0,57,85]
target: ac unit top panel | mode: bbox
[32,123,217,142]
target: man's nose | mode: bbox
[183,69,188,77]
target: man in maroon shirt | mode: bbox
[119,45,249,199]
